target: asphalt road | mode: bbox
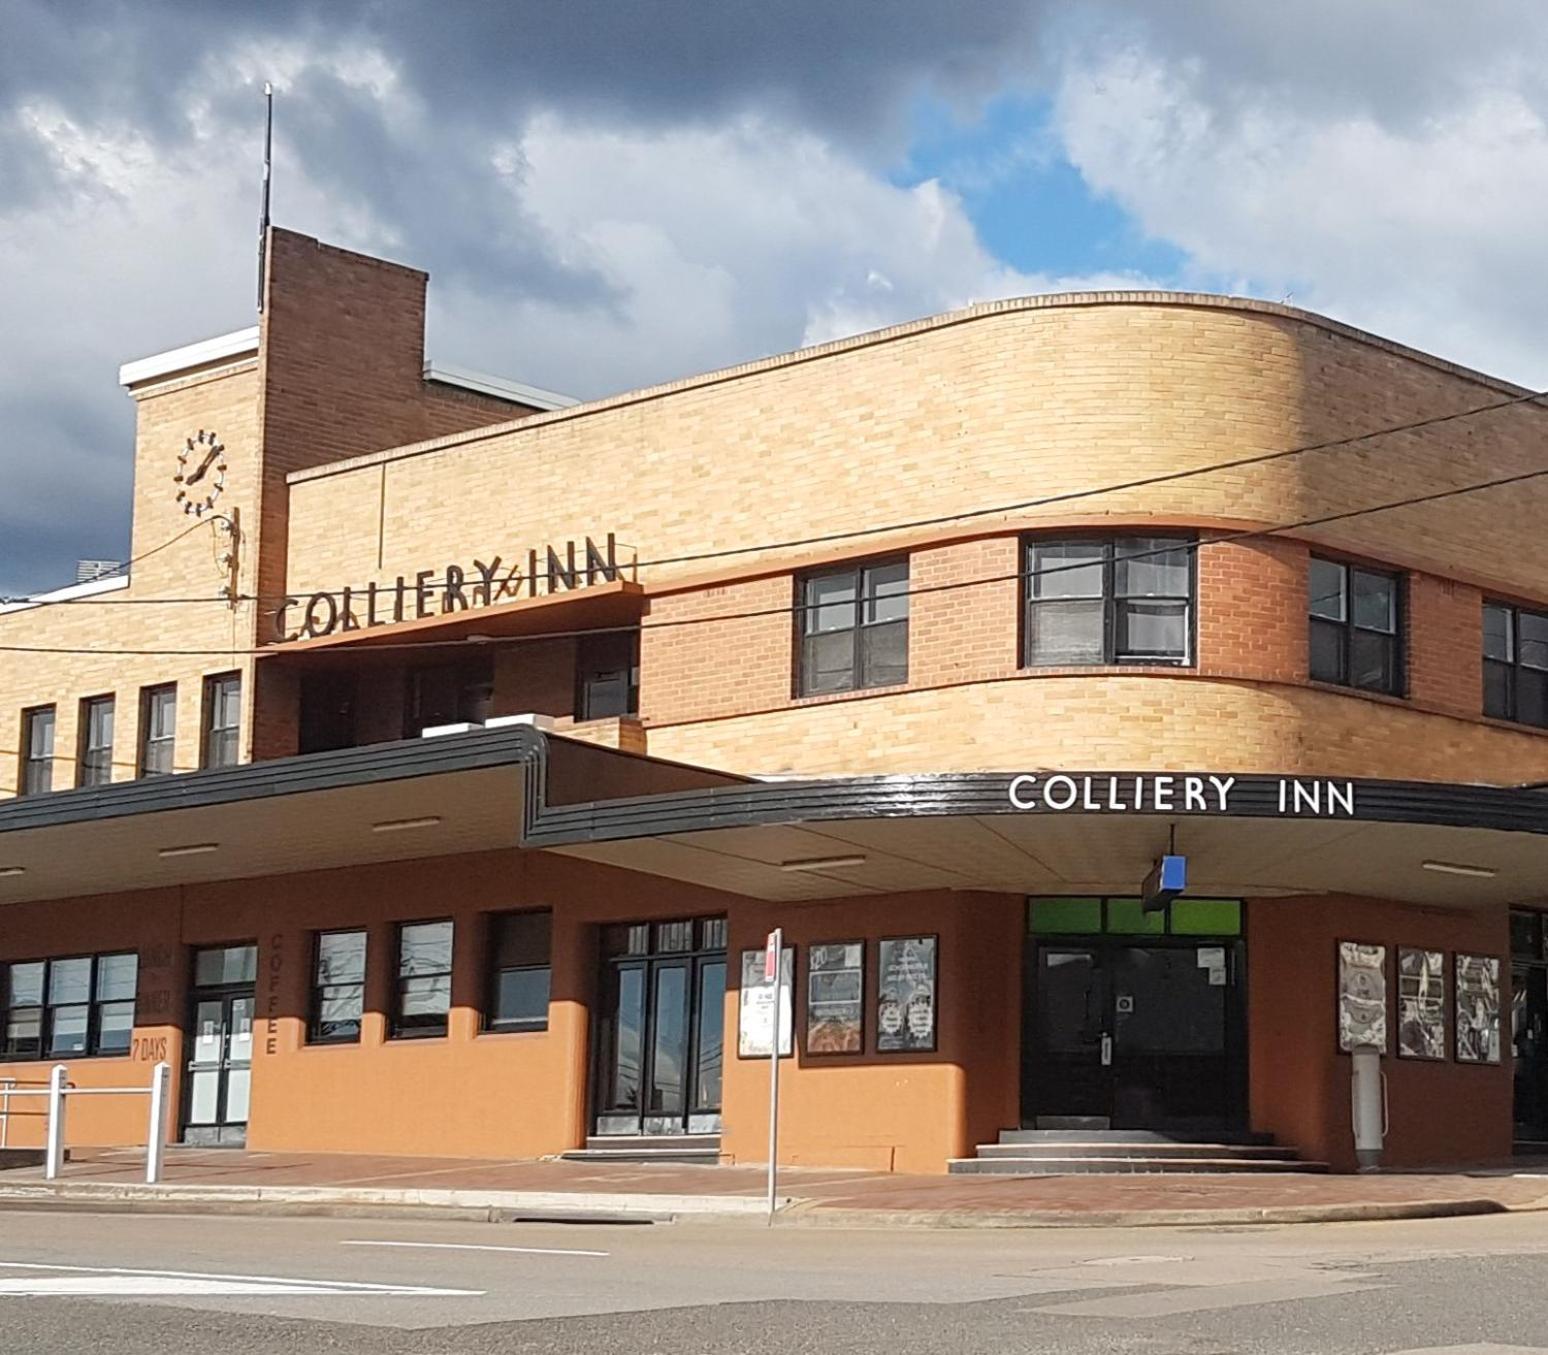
[0,1207,1547,1353]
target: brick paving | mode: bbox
[14,1146,1548,1220]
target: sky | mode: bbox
[2,1,1546,596]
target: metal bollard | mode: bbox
[43,1065,67,1181]
[145,1062,171,1185]
[1351,1043,1387,1172]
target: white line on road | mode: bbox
[0,1258,481,1297]
[341,1239,610,1258]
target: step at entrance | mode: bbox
[948,1129,1326,1175]
[560,1134,722,1166]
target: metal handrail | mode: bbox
[4,1065,172,1183]
[0,1076,56,1150]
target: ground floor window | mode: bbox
[486,911,552,1032]
[0,952,138,1059]
[393,920,453,1038]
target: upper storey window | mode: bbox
[201,673,242,769]
[77,695,115,789]
[1483,601,1548,728]
[1023,536,1195,667]
[797,559,909,696]
[1309,557,1403,696]
[19,706,55,796]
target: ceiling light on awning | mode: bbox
[778,854,867,873]
[1421,860,1497,879]
[159,843,219,858]
[372,816,443,833]
[0,866,25,878]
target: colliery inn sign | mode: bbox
[1007,773,1357,817]
[275,534,626,641]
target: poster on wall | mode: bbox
[1337,941,1388,1053]
[1455,953,1502,1064]
[738,947,793,1058]
[1397,947,1446,1060]
[877,935,937,1053]
[807,942,863,1054]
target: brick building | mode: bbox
[2,227,1547,1174]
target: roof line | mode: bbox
[287,290,1535,487]
[119,326,261,389]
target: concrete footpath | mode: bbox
[3,1147,1548,1229]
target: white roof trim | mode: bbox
[0,572,129,615]
[119,326,260,388]
[423,361,577,411]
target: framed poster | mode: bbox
[737,947,793,1058]
[1396,947,1446,1060]
[1455,953,1502,1064]
[877,935,937,1053]
[1337,941,1388,1053]
[806,942,863,1054]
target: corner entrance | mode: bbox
[590,917,727,1138]
[1022,897,1247,1135]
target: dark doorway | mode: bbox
[298,669,359,753]
[1023,911,1247,1134]
[1511,910,1548,1148]
[181,943,257,1147]
[591,917,726,1137]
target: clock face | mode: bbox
[174,430,226,517]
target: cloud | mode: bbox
[1053,3,1548,385]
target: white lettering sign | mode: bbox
[1005,775,1356,817]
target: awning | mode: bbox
[525,769,1548,908]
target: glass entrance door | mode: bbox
[592,918,726,1137]
[1025,938,1242,1132]
[182,944,257,1147]
[1513,963,1548,1144]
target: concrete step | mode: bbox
[974,1141,1299,1162]
[560,1134,722,1166]
[948,1155,1330,1176]
[0,1149,46,1172]
[999,1128,1275,1146]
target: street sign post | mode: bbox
[765,926,783,1225]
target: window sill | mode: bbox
[477,1025,550,1039]
[384,1030,449,1043]
[790,679,910,708]
[0,1050,132,1064]
[1304,679,1409,707]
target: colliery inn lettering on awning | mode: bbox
[275,534,625,641]
[1007,773,1357,817]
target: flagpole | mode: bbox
[257,81,273,313]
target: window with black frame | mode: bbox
[1023,536,1194,666]
[485,911,552,1032]
[797,559,908,696]
[309,930,366,1044]
[77,695,115,788]
[577,631,640,719]
[1308,557,1403,695]
[139,683,176,776]
[0,952,137,1059]
[392,920,453,1038]
[201,672,241,768]
[20,706,54,795]
[1483,601,1548,727]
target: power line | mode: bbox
[1,459,1544,658]
[0,516,232,607]
[6,383,1547,614]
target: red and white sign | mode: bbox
[764,928,783,982]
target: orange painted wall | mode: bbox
[719,891,1022,1174]
[1248,895,1512,1170]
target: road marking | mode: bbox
[1079,1254,1192,1267]
[341,1239,610,1258]
[0,1259,480,1298]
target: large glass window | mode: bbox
[797,559,909,696]
[201,672,242,769]
[139,684,177,776]
[1483,601,1548,728]
[402,658,493,737]
[393,920,453,1038]
[486,911,552,1032]
[1309,557,1403,695]
[309,931,366,1044]
[577,631,640,720]
[20,706,54,795]
[77,695,115,788]
[0,953,137,1059]
[1023,537,1194,667]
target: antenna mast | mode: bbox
[257,81,274,312]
